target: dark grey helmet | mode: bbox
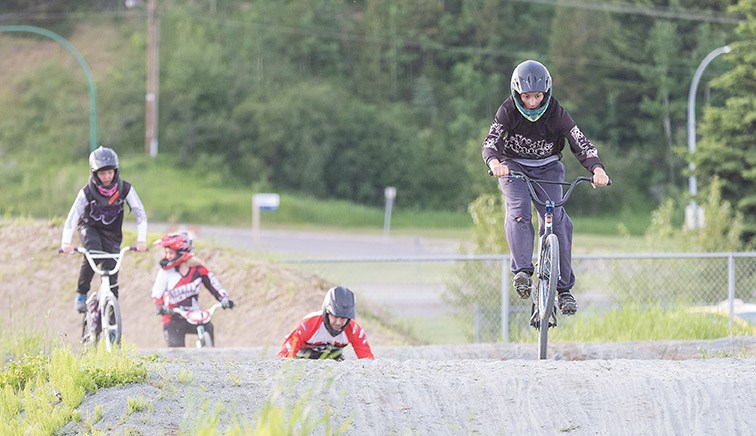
[510,60,552,122]
[323,286,356,319]
[89,146,119,174]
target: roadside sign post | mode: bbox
[252,193,280,245]
[384,187,396,239]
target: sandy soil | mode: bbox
[0,220,411,351]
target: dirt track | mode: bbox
[58,338,756,435]
[3,220,755,434]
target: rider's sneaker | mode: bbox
[74,294,87,313]
[513,271,532,299]
[558,291,578,315]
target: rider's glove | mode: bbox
[156,305,170,315]
[221,297,235,309]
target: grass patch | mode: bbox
[546,304,756,343]
[402,315,470,345]
[0,315,147,435]
[4,154,648,236]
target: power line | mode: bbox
[0,0,743,25]
[505,0,743,24]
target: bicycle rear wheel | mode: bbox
[100,294,122,352]
[537,234,559,360]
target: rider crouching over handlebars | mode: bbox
[278,286,374,360]
[151,232,235,347]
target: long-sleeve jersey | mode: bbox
[151,262,230,325]
[481,96,604,173]
[61,179,148,246]
[278,311,374,359]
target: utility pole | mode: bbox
[145,0,159,156]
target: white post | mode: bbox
[251,193,280,245]
[252,195,261,245]
[384,186,396,238]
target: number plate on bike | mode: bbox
[185,310,211,324]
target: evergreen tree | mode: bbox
[695,0,756,245]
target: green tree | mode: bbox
[695,0,756,244]
[645,177,748,251]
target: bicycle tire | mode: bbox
[100,294,122,351]
[537,234,559,360]
[199,331,214,348]
[81,313,96,348]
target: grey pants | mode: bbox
[498,160,575,292]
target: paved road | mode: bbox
[150,223,469,259]
[149,223,473,319]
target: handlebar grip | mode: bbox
[592,177,613,186]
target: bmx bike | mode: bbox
[495,170,610,359]
[160,302,226,348]
[63,246,137,351]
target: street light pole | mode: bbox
[686,45,730,229]
[0,25,98,152]
[145,0,159,157]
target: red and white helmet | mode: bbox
[154,232,193,270]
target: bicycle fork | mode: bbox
[196,325,207,348]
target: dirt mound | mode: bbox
[0,219,411,351]
[60,342,756,435]
[5,220,756,434]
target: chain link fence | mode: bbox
[280,253,756,344]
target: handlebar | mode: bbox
[59,246,137,277]
[490,170,612,208]
[160,302,224,324]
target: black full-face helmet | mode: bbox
[510,60,552,122]
[89,146,119,176]
[88,146,121,195]
[322,286,356,335]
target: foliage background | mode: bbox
[0,0,753,243]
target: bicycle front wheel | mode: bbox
[537,233,559,360]
[100,294,122,352]
[198,331,214,348]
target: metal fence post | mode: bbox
[473,303,481,343]
[728,253,735,337]
[501,256,510,343]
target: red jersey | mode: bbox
[278,311,374,360]
[151,262,229,325]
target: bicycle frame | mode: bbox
[504,171,606,359]
[73,246,136,351]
